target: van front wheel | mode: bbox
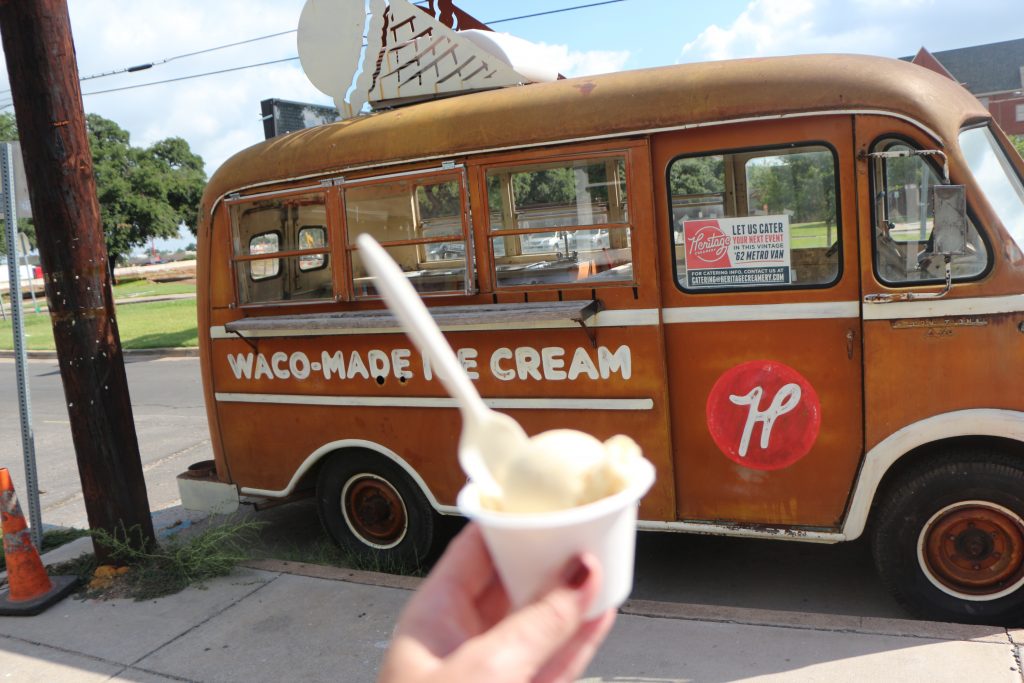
[316,451,436,569]
[872,455,1024,625]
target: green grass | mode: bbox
[112,279,196,299]
[790,221,838,248]
[0,298,197,351]
[1,279,194,309]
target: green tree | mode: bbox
[1012,134,1024,158]
[0,111,17,141]
[668,155,725,197]
[0,112,35,256]
[87,114,206,278]
[746,151,836,228]
[1,113,205,275]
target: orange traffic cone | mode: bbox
[0,468,78,616]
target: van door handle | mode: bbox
[846,329,856,360]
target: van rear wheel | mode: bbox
[316,451,436,569]
[871,453,1024,625]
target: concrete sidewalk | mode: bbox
[0,537,1021,682]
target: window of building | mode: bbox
[870,139,988,284]
[668,145,840,291]
[485,155,633,287]
[345,174,470,297]
[1016,103,1024,122]
[230,192,332,304]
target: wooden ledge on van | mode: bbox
[224,299,604,342]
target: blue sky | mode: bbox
[1,0,1022,251]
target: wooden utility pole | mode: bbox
[0,0,156,560]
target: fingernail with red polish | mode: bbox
[564,556,591,589]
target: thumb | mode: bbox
[451,554,603,681]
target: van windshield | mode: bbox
[959,126,1024,252]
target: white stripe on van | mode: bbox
[862,293,1024,320]
[662,301,860,324]
[209,308,660,339]
[208,294,1024,341]
[214,392,654,411]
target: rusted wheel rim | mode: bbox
[341,474,408,550]
[918,501,1024,600]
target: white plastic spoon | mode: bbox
[356,234,527,498]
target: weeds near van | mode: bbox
[267,537,426,577]
[44,519,264,601]
[48,552,100,586]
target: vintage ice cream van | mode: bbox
[179,52,1024,624]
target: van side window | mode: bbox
[345,175,470,297]
[297,227,327,271]
[669,145,841,291]
[248,232,280,280]
[230,192,331,304]
[485,156,633,287]
[871,139,988,284]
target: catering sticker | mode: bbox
[683,215,791,288]
[706,360,821,471]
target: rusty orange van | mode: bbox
[179,54,1024,624]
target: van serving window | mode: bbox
[345,173,471,297]
[230,192,331,304]
[669,145,841,291]
[485,155,634,287]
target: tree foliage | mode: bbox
[669,155,725,197]
[746,151,836,227]
[0,111,17,141]
[0,112,34,256]
[1013,134,1024,158]
[87,114,206,266]
[0,112,206,267]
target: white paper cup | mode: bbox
[456,458,655,619]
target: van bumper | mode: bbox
[176,460,239,515]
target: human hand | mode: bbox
[377,523,616,683]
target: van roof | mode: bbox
[205,53,988,207]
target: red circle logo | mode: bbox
[706,360,821,471]
[686,224,731,264]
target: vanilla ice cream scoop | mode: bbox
[481,429,644,514]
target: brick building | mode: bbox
[904,37,1024,135]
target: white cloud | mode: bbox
[529,43,632,78]
[682,0,1023,63]
[0,1,629,174]
[1,0,317,174]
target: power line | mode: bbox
[0,28,300,95]
[78,30,297,83]
[35,0,631,100]
[487,0,626,25]
[81,57,300,97]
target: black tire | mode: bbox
[871,451,1024,625]
[316,450,437,568]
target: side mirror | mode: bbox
[930,185,968,256]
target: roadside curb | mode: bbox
[243,558,422,592]
[0,347,199,360]
[242,558,1011,644]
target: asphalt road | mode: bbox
[0,355,911,620]
[0,355,210,528]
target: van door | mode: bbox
[652,116,864,528]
